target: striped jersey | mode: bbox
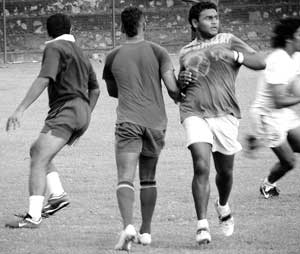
[179,33,255,121]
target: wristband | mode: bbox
[233,50,239,62]
[237,51,244,64]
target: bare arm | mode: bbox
[105,79,118,98]
[271,83,300,109]
[6,77,49,131]
[210,46,266,70]
[162,70,181,103]
[240,52,266,70]
[89,88,100,112]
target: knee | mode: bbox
[29,143,40,159]
[217,167,233,178]
[193,158,209,178]
[281,156,296,171]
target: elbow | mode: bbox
[258,61,266,70]
[108,91,118,98]
[91,88,101,98]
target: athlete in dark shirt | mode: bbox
[5,13,100,229]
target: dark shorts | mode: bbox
[41,97,91,145]
[115,122,166,157]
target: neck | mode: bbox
[196,31,216,41]
[125,34,144,43]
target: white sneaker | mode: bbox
[196,228,211,244]
[136,232,152,245]
[114,224,137,251]
[214,199,234,237]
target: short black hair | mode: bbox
[271,17,300,48]
[121,6,143,37]
[47,13,71,38]
[188,1,217,32]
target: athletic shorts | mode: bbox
[250,107,300,148]
[41,97,91,145]
[115,122,166,157]
[182,115,242,155]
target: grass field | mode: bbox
[0,56,300,254]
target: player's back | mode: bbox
[106,40,169,130]
[40,39,97,111]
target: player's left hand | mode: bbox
[6,111,22,131]
[210,46,235,63]
[178,70,196,89]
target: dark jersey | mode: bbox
[38,36,99,112]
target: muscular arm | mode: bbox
[105,79,118,98]
[241,52,266,70]
[162,70,181,102]
[6,77,49,131]
[88,88,100,112]
[15,77,49,113]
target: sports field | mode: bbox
[0,56,300,254]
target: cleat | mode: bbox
[115,224,137,251]
[42,192,70,217]
[215,200,234,237]
[196,228,211,245]
[260,182,280,199]
[5,213,41,229]
[136,232,152,245]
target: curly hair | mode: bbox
[271,17,300,48]
[188,1,218,33]
[121,6,144,37]
[47,13,71,38]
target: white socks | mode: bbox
[217,199,231,217]
[197,219,209,229]
[47,172,65,196]
[28,195,44,220]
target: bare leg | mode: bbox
[29,132,68,196]
[213,152,234,206]
[188,142,211,220]
[116,152,139,228]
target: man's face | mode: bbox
[193,8,219,38]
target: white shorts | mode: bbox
[250,107,300,147]
[182,115,242,155]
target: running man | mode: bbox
[249,17,300,199]
[178,1,265,244]
[5,13,100,228]
[102,6,180,251]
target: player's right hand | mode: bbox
[6,111,22,131]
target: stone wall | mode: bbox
[0,0,299,62]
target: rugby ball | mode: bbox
[289,76,300,97]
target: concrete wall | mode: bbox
[0,0,299,62]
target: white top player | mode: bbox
[249,17,300,199]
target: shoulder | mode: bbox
[104,45,122,64]
[146,41,168,53]
[267,49,290,63]
[179,39,198,58]
[214,33,234,43]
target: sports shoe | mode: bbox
[260,182,280,199]
[214,199,234,237]
[115,224,137,251]
[196,228,211,244]
[5,213,42,229]
[136,232,152,245]
[42,192,70,217]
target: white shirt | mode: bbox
[252,49,299,110]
